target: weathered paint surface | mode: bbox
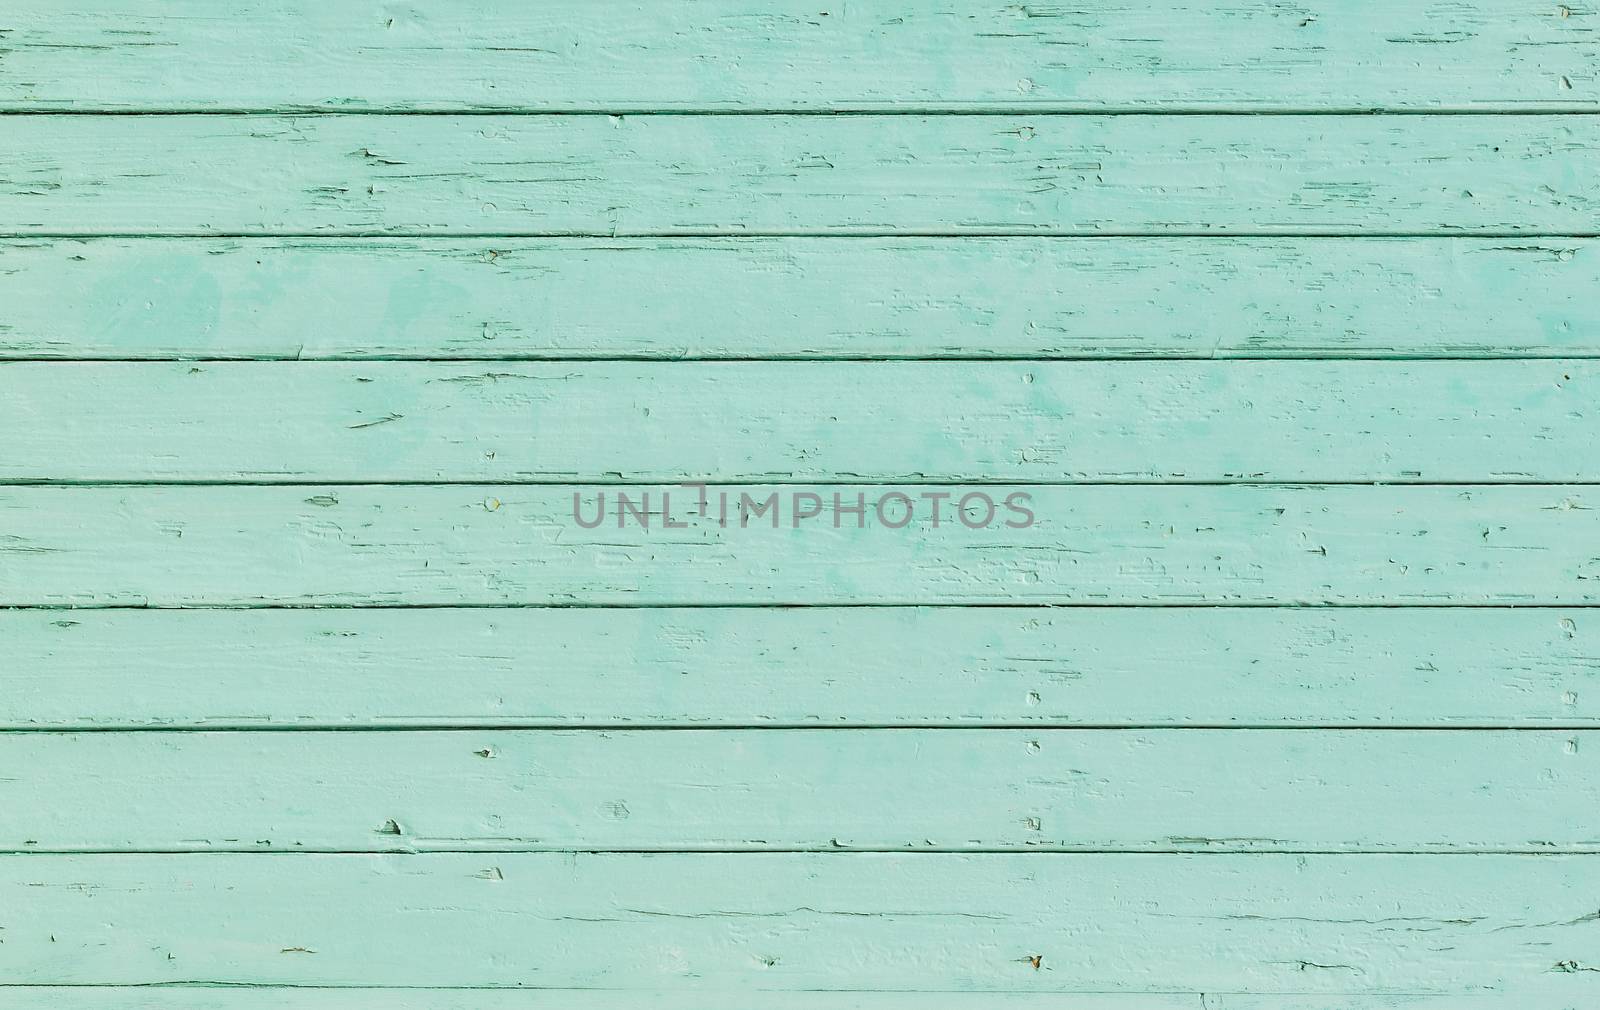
[2,994,1216,1010]
[1,1,1594,112]
[2,361,1596,482]
[6,239,1597,361]
[5,853,1600,991]
[4,3,1598,1006]
[3,115,1596,236]
[0,996,1564,1010]
[4,729,1599,852]
[6,607,1594,729]
[1,484,1595,607]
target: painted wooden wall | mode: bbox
[2,2,1598,1006]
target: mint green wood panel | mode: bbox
[4,853,1598,993]
[6,3,1597,1004]
[2,238,1597,361]
[1,485,1593,607]
[6,607,1593,729]
[0,994,1210,1010]
[3,361,1593,482]
[1,2,1593,112]
[3,729,1596,852]
[4,115,1596,236]
[2,995,1553,1010]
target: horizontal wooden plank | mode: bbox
[1,2,1595,112]
[0,993,1560,1010]
[0,992,1209,1010]
[3,115,1595,236]
[4,484,1598,607]
[5,852,1598,992]
[4,360,1595,482]
[3,484,1598,607]
[8,607,1595,729]
[7,237,1600,361]
[5,729,1597,852]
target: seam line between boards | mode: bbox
[0,848,1593,856]
[7,232,1600,240]
[3,360,1600,368]
[0,725,1594,734]
[4,107,1600,117]
[0,479,1595,487]
[7,602,1600,611]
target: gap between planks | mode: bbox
[6,107,1600,116]
[3,724,1597,733]
[10,232,1600,240]
[6,360,1593,368]
[6,849,1599,856]
[4,480,1600,487]
[2,849,1597,856]
[14,602,1600,610]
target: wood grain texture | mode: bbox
[8,607,1595,729]
[5,729,1598,852]
[5,853,1599,993]
[3,360,1594,483]
[1,1,1595,112]
[4,114,1597,236]
[9,1,1600,1005]
[0,993,1211,1010]
[6,238,1598,361]
[1,994,1563,1010]
[1,484,1593,607]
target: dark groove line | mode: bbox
[1,724,1594,734]
[1,479,1594,487]
[4,354,1597,364]
[7,602,1600,612]
[0,847,1594,856]
[8,231,1600,240]
[3,107,1600,117]
[5,233,1593,243]
[3,602,1587,613]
